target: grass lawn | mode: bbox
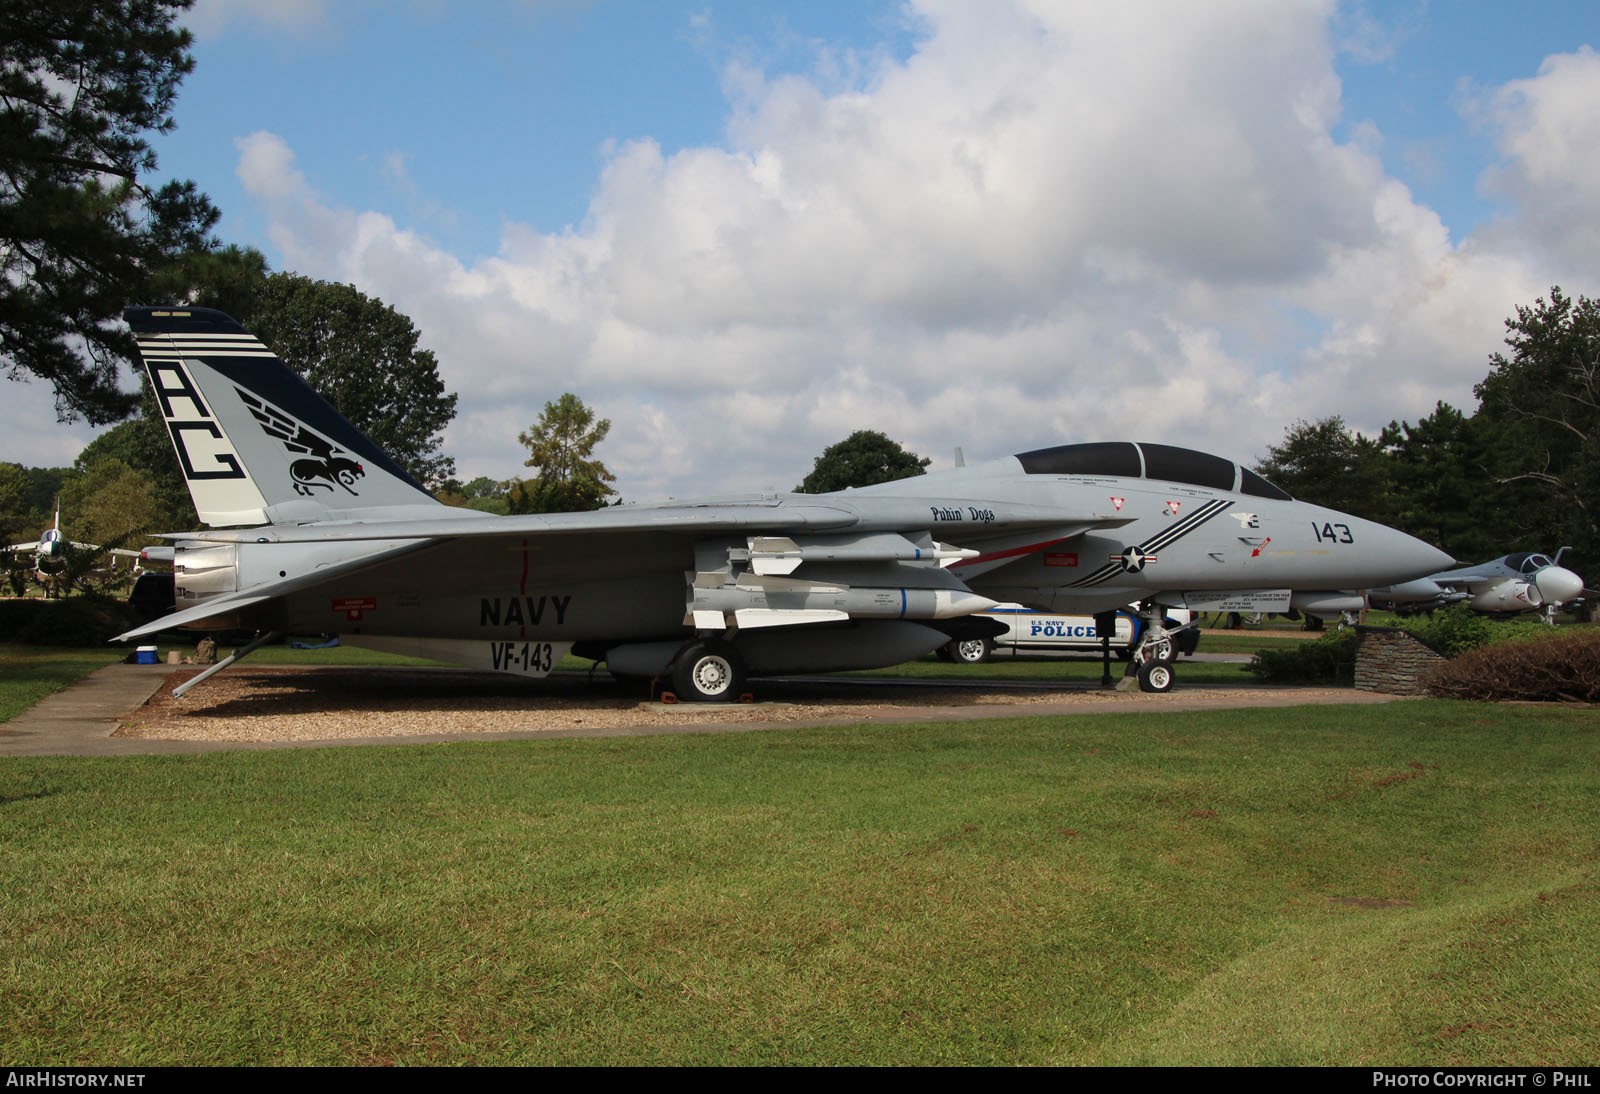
[1,701,1596,1065]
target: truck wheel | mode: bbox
[670,640,745,702]
[946,637,991,664]
[1137,659,1175,693]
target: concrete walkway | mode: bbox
[0,661,1406,758]
[0,663,219,757]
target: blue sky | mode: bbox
[163,2,923,257]
[1330,0,1593,236]
[12,0,1600,501]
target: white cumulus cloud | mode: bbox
[229,1,1599,500]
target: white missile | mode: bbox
[744,534,980,575]
[691,579,997,623]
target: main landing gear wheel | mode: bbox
[1136,659,1175,693]
[671,640,746,702]
[945,637,992,664]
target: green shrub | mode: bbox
[1404,604,1550,658]
[1424,628,1600,702]
[0,597,142,646]
[1246,629,1359,684]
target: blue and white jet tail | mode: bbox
[125,306,441,527]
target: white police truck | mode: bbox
[941,605,1199,664]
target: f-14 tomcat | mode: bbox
[115,306,1452,698]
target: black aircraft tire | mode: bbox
[671,640,746,702]
[1137,659,1175,693]
[946,637,991,664]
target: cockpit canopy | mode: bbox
[1503,552,1554,574]
[1013,441,1293,501]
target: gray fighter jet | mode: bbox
[7,502,145,588]
[1366,550,1586,620]
[113,306,1452,697]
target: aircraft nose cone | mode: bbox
[1339,519,1453,587]
[1387,530,1454,581]
[1536,566,1584,605]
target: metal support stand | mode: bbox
[1094,610,1117,688]
[172,631,284,698]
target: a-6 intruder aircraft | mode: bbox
[114,306,1452,698]
[1366,550,1587,620]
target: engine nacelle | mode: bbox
[1470,581,1541,612]
[172,543,239,607]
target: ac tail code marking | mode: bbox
[147,361,247,481]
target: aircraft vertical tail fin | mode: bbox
[124,306,441,527]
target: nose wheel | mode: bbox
[1135,659,1175,693]
[1126,601,1183,692]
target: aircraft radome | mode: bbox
[1367,550,1588,621]
[114,306,1453,698]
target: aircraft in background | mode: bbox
[7,504,71,572]
[6,504,143,587]
[1367,550,1587,621]
[113,306,1452,697]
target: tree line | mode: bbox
[1256,288,1600,568]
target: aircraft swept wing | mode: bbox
[116,306,1452,697]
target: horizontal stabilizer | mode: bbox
[112,538,438,642]
[112,592,277,642]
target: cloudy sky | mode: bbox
[12,0,1600,500]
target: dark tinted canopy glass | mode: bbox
[1014,441,1294,498]
[1239,467,1293,501]
[1015,442,1142,477]
[1139,443,1236,490]
[1508,553,1552,573]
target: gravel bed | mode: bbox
[113,666,1379,744]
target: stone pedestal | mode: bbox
[1354,626,1446,695]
